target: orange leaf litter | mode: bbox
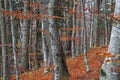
[10,46,108,80]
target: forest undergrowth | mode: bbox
[10,46,108,80]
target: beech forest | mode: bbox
[0,0,120,80]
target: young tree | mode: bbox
[100,0,120,80]
[0,0,7,80]
[20,0,29,70]
[9,0,19,79]
[104,0,108,45]
[81,0,90,72]
[31,0,39,70]
[41,18,49,73]
[71,0,76,58]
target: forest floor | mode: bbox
[10,46,108,80]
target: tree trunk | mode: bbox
[104,0,108,45]
[9,0,19,79]
[48,0,70,80]
[41,18,49,73]
[20,0,29,71]
[71,0,76,58]
[75,0,81,55]
[31,6,39,70]
[0,1,7,80]
[100,0,120,80]
[81,0,90,72]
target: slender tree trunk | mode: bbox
[20,0,29,71]
[28,21,32,69]
[0,1,7,80]
[41,18,49,73]
[81,0,90,72]
[62,0,71,55]
[104,0,108,45]
[93,0,98,47]
[66,0,72,54]
[108,0,114,41]
[71,0,76,58]
[9,0,19,79]
[89,8,94,48]
[89,0,98,47]
[75,0,81,55]
[31,4,39,69]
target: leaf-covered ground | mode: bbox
[10,46,108,80]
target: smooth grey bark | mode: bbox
[80,0,84,53]
[89,0,98,47]
[65,0,72,54]
[89,5,94,48]
[40,1,50,72]
[62,0,72,55]
[108,0,114,41]
[28,21,32,69]
[41,18,49,73]
[39,0,53,66]
[75,0,81,55]
[81,0,90,72]
[0,1,7,80]
[31,4,39,70]
[20,0,29,71]
[9,0,19,79]
[71,0,76,58]
[32,18,39,70]
[48,0,69,80]
[104,0,108,45]
[100,25,120,80]
[93,0,98,47]
[100,1,120,80]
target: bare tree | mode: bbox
[104,0,108,45]
[19,0,29,70]
[9,0,19,79]
[81,0,90,72]
[71,0,76,58]
[100,0,120,80]
[0,0,7,79]
[41,18,49,73]
[48,0,70,79]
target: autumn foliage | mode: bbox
[1,1,119,80]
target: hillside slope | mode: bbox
[11,46,107,80]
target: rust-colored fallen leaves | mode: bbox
[10,46,107,80]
